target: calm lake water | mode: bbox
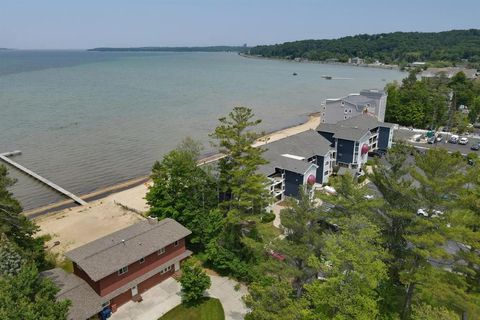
[0,50,405,210]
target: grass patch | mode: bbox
[159,297,224,320]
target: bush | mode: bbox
[261,213,276,223]
[180,260,211,304]
[357,175,367,183]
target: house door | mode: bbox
[131,285,138,296]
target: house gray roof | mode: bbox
[257,130,331,175]
[65,218,191,281]
[41,268,104,320]
[42,249,192,320]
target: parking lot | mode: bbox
[394,128,480,155]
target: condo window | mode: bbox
[118,266,128,276]
[158,247,165,255]
[174,240,179,247]
[139,257,145,264]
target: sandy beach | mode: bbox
[34,113,321,254]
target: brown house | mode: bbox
[42,218,192,320]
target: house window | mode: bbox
[341,101,345,106]
[118,266,128,276]
[101,301,110,308]
[139,257,145,264]
[160,265,173,274]
[344,109,348,114]
[158,247,165,255]
[349,109,352,113]
[344,115,347,119]
[174,240,179,247]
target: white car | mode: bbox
[459,137,469,145]
[417,208,444,217]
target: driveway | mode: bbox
[110,275,248,320]
[207,275,249,320]
[111,277,181,320]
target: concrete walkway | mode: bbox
[111,275,248,320]
[207,275,248,320]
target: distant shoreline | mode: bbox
[239,53,401,71]
[88,46,249,53]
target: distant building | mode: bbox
[42,218,192,320]
[321,89,388,124]
[317,114,396,170]
[349,57,365,64]
[258,130,334,201]
[411,61,426,67]
[420,67,478,80]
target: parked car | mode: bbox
[448,135,459,144]
[471,143,480,151]
[459,137,469,145]
[427,136,436,144]
[435,134,443,142]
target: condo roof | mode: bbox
[316,114,394,141]
[65,218,191,281]
[258,130,330,175]
[341,113,395,129]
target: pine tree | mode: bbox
[210,107,270,215]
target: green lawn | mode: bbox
[159,298,225,320]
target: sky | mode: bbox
[1,0,479,49]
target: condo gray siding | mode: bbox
[321,89,387,124]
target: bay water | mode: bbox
[0,50,404,210]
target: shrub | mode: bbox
[357,175,367,183]
[180,260,211,304]
[261,213,276,223]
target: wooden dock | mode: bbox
[0,151,87,206]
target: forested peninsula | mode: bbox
[248,29,480,68]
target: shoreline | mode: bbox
[239,52,401,70]
[25,112,321,219]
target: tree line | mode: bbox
[0,165,70,319]
[385,70,480,130]
[248,29,480,68]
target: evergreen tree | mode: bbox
[273,187,324,297]
[0,264,70,320]
[302,215,387,320]
[0,165,49,269]
[244,280,305,320]
[210,107,270,214]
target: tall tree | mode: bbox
[0,264,70,320]
[210,107,270,215]
[0,165,48,269]
[146,138,221,248]
[244,280,305,320]
[302,215,387,320]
